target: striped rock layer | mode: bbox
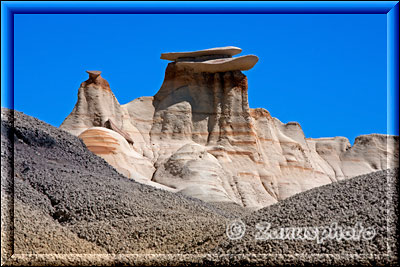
[60,47,399,210]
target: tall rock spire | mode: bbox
[59,47,399,210]
[60,70,124,136]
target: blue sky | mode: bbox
[12,14,389,143]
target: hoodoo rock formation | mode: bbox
[161,46,258,72]
[60,46,399,209]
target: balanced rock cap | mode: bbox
[83,70,110,90]
[161,46,242,61]
[176,55,259,73]
[86,70,102,79]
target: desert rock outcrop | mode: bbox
[4,109,396,265]
[60,46,399,209]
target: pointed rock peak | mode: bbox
[161,46,258,73]
[82,70,110,91]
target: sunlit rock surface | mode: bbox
[60,47,399,209]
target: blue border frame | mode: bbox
[0,1,399,264]
[1,1,398,134]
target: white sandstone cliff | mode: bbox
[60,47,399,209]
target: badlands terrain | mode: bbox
[1,108,398,265]
[1,46,398,265]
[60,46,398,209]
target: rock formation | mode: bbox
[161,46,258,72]
[4,108,396,265]
[160,46,242,61]
[60,46,399,209]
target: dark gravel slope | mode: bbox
[1,108,398,266]
[212,168,398,265]
[1,108,233,263]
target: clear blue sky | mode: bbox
[12,14,390,143]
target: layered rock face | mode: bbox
[60,47,399,209]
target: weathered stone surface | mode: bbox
[86,70,101,78]
[60,71,123,136]
[161,46,242,61]
[60,48,399,210]
[175,55,259,73]
[104,118,134,144]
[307,134,399,179]
[84,70,110,91]
[78,127,166,190]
